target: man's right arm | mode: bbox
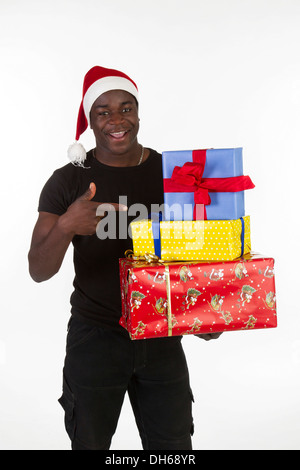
[28,182,128,282]
[28,182,100,283]
[28,211,74,283]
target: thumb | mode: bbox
[79,182,96,201]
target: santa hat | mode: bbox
[67,66,139,166]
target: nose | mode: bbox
[108,111,125,125]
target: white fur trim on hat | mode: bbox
[83,76,139,126]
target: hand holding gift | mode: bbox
[196,332,223,341]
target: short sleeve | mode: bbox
[38,167,74,215]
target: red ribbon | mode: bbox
[163,149,255,219]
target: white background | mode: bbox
[0,0,299,450]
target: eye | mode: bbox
[122,107,131,113]
[98,111,109,116]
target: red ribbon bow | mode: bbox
[163,151,255,219]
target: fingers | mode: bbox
[196,332,223,341]
[96,203,128,217]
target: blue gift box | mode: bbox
[162,147,246,221]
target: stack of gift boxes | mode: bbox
[119,148,277,340]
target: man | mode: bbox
[28,66,195,450]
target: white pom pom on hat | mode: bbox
[67,142,87,165]
[68,65,139,167]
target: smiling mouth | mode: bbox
[108,131,128,140]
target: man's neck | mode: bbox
[93,144,146,167]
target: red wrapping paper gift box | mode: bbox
[119,253,277,340]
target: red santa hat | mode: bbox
[67,65,139,166]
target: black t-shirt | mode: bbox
[38,148,164,331]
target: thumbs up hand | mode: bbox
[79,182,97,201]
[59,183,128,237]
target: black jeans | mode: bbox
[59,317,194,450]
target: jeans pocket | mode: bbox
[66,317,98,351]
[58,375,76,441]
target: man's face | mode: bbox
[90,89,139,156]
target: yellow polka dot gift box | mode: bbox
[130,216,251,262]
[119,253,277,340]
